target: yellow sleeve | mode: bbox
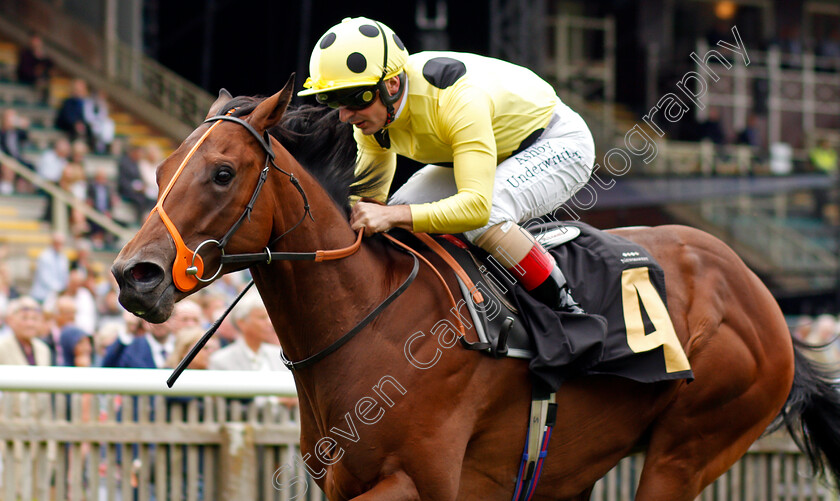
[352,133,397,204]
[409,88,496,233]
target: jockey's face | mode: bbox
[338,97,387,135]
[338,76,402,135]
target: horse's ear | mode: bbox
[205,88,233,119]
[248,73,295,132]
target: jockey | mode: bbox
[299,17,596,314]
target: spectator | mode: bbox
[0,259,19,320]
[102,318,173,370]
[62,140,89,196]
[116,143,151,223]
[16,33,53,104]
[774,25,806,69]
[83,88,115,154]
[138,144,161,206]
[63,269,97,335]
[54,79,91,143]
[36,136,71,221]
[698,108,726,145]
[37,136,70,184]
[805,314,840,365]
[0,298,52,442]
[809,138,838,219]
[101,300,201,369]
[809,138,838,174]
[0,108,35,194]
[736,114,762,150]
[57,303,95,489]
[820,27,840,58]
[209,291,283,371]
[0,108,33,168]
[817,27,840,72]
[85,166,117,248]
[96,274,125,329]
[42,294,79,366]
[60,140,89,237]
[70,239,96,281]
[214,272,250,302]
[793,315,812,342]
[822,28,840,57]
[197,292,226,327]
[0,255,17,338]
[60,324,94,367]
[0,297,50,365]
[212,310,239,348]
[169,299,206,335]
[93,321,123,367]
[164,326,220,370]
[29,232,70,303]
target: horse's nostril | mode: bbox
[127,262,164,285]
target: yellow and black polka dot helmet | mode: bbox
[298,17,408,96]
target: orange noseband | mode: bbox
[150,117,228,292]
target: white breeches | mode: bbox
[389,102,595,242]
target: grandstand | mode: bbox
[0,1,837,500]
[0,1,837,313]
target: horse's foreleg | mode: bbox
[349,471,421,501]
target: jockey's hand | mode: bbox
[350,202,413,236]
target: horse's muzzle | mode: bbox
[116,260,165,290]
[112,258,174,323]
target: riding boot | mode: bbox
[475,221,587,314]
[527,266,586,314]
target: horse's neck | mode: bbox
[251,150,389,364]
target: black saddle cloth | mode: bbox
[394,221,694,394]
[508,222,694,393]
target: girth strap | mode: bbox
[513,391,557,501]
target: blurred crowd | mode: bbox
[1,33,163,248]
[0,230,282,376]
[0,33,289,376]
[653,18,840,180]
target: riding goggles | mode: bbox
[316,86,378,110]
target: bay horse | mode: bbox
[112,77,840,500]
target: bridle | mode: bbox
[152,108,321,293]
[161,106,419,386]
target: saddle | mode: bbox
[397,221,694,393]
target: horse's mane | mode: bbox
[220,97,386,214]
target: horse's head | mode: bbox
[112,76,296,323]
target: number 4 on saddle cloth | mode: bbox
[408,221,694,394]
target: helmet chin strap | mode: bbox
[374,71,406,149]
[378,71,406,127]
[371,20,405,148]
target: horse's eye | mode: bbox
[214,167,234,185]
